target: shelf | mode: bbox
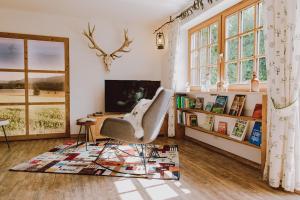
[177,108,262,122]
[184,125,261,149]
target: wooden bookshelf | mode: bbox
[184,125,260,149]
[173,91,267,171]
[177,108,262,122]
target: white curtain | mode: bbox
[165,21,181,137]
[263,0,300,192]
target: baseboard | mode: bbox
[185,135,261,170]
[0,133,69,142]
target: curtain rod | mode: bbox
[153,0,216,34]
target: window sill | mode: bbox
[187,83,267,94]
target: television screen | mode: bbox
[105,80,161,113]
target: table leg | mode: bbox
[2,126,10,149]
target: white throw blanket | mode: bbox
[123,87,163,139]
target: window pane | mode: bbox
[241,33,254,58]
[200,67,208,86]
[258,3,263,27]
[191,33,198,50]
[0,38,24,69]
[241,6,255,32]
[28,40,65,70]
[241,60,254,82]
[258,30,265,55]
[226,14,238,38]
[199,48,207,66]
[209,67,218,85]
[29,105,66,135]
[200,28,209,47]
[226,38,238,61]
[191,51,198,69]
[28,73,65,103]
[209,45,218,65]
[259,57,267,81]
[0,72,25,103]
[210,23,218,44]
[0,105,25,136]
[226,63,238,84]
[190,68,200,86]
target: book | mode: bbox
[195,97,204,110]
[189,98,196,109]
[176,96,181,108]
[229,95,246,116]
[249,122,262,146]
[217,121,227,135]
[252,104,262,119]
[177,110,181,124]
[201,115,214,131]
[230,119,249,141]
[212,96,228,114]
[190,114,198,126]
[205,102,214,112]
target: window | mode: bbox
[189,0,266,89]
[0,33,69,139]
[189,16,220,89]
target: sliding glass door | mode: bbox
[0,33,69,140]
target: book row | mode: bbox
[177,110,261,146]
[176,95,262,119]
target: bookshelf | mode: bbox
[184,125,260,149]
[174,91,267,171]
[178,108,262,122]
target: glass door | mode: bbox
[0,33,69,140]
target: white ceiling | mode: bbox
[0,0,193,25]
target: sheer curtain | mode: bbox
[263,0,300,192]
[165,21,181,137]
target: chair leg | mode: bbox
[85,126,88,151]
[141,144,147,175]
[89,126,95,144]
[2,126,10,149]
[94,138,112,161]
[76,126,82,147]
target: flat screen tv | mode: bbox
[105,80,161,113]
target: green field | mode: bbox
[0,92,66,136]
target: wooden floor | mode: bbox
[0,137,299,200]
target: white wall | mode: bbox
[0,8,163,134]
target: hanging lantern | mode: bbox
[156,32,165,49]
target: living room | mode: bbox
[0,0,299,200]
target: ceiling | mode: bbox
[0,0,193,25]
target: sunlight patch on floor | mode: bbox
[114,179,137,193]
[120,191,144,200]
[146,184,178,200]
[137,179,165,188]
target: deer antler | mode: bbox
[83,23,133,72]
[110,30,133,60]
[83,23,108,57]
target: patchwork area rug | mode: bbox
[10,141,179,180]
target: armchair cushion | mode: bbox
[100,118,140,143]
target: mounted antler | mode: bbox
[110,30,133,59]
[83,23,133,72]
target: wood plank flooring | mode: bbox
[0,138,299,200]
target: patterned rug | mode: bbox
[10,140,180,180]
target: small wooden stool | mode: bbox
[76,118,96,150]
[0,119,10,149]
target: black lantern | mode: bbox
[156,32,165,49]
